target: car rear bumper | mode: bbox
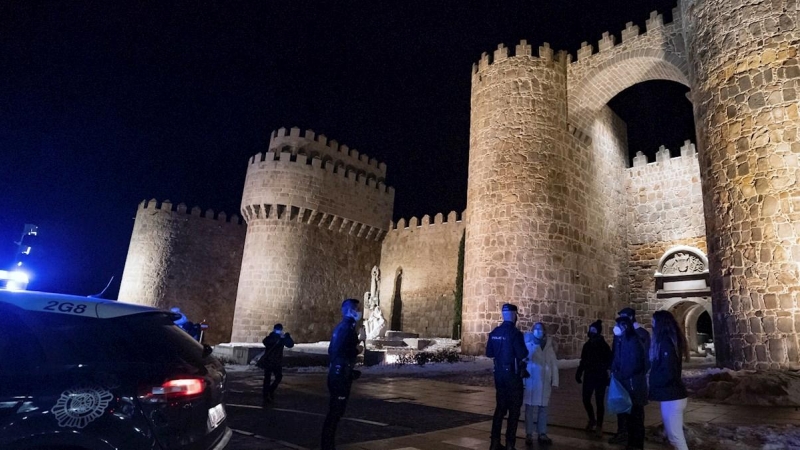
[211,427,232,450]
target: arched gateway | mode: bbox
[463,3,800,370]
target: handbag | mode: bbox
[606,374,632,415]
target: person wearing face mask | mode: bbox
[486,303,528,450]
[576,320,612,436]
[610,316,648,450]
[523,322,559,446]
[609,308,651,445]
[321,298,363,450]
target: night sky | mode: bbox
[0,1,694,297]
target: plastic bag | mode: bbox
[606,375,632,415]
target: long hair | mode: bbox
[650,310,690,362]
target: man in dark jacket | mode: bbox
[609,307,651,445]
[576,320,612,435]
[486,303,528,450]
[321,299,362,450]
[261,323,294,406]
[611,316,648,450]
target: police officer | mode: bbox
[486,303,528,450]
[320,298,362,450]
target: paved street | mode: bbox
[223,365,800,450]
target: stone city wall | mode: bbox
[232,203,383,343]
[378,211,465,338]
[118,199,246,344]
[681,0,800,369]
[241,149,394,230]
[233,129,394,344]
[269,127,387,180]
[463,41,630,358]
[626,141,707,324]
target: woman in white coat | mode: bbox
[524,322,559,445]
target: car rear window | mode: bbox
[0,304,205,369]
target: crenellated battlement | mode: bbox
[389,210,467,232]
[268,127,387,178]
[471,41,570,81]
[569,9,680,64]
[247,149,394,195]
[239,203,386,241]
[627,140,698,173]
[139,199,244,225]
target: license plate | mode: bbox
[207,403,226,430]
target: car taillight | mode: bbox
[139,378,206,403]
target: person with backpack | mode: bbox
[649,310,690,450]
[259,323,294,406]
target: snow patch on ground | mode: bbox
[683,367,800,406]
[649,422,800,450]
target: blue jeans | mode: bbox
[526,404,549,435]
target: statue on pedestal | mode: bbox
[364,305,386,340]
[362,265,386,340]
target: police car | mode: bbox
[0,289,231,450]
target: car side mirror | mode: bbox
[203,345,213,357]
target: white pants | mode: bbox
[660,398,688,450]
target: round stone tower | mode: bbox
[118,199,246,345]
[231,127,394,343]
[680,0,800,369]
[462,42,570,354]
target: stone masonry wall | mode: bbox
[241,149,394,231]
[233,129,393,344]
[681,0,800,369]
[378,212,465,338]
[463,42,630,358]
[118,199,246,344]
[231,210,383,343]
[627,141,707,324]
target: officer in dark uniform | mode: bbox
[486,303,528,450]
[320,298,362,450]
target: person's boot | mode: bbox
[537,434,552,445]
[525,434,533,446]
[585,419,596,431]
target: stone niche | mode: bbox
[655,246,710,298]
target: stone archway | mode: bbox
[566,14,691,137]
[661,298,713,356]
[656,246,714,356]
[570,54,690,136]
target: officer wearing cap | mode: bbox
[321,298,363,450]
[486,303,528,450]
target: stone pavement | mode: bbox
[226,367,800,449]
